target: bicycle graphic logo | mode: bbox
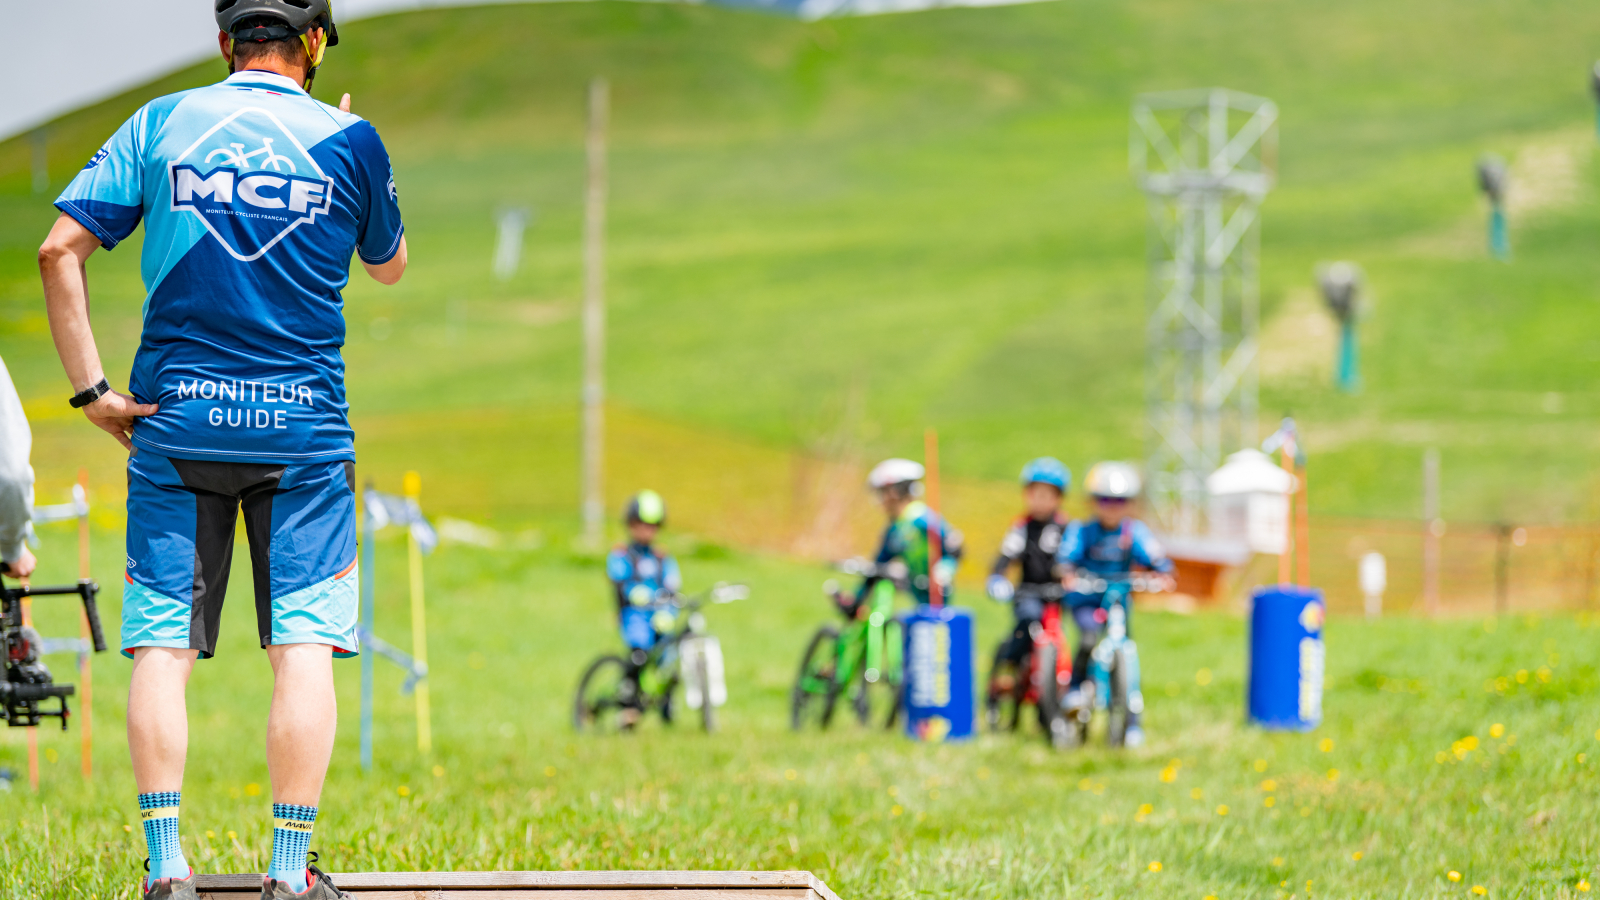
[205,137,297,173]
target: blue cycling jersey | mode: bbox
[1057,518,1174,578]
[55,70,404,464]
[606,543,683,612]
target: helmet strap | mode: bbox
[298,31,324,91]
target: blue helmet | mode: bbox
[1019,457,1070,493]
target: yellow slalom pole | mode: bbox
[404,471,432,755]
[77,469,92,780]
[20,575,38,791]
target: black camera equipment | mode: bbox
[1,581,107,729]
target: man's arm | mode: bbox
[362,235,407,285]
[0,357,36,577]
[38,213,158,450]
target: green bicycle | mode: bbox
[790,560,907,731]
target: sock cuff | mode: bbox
[272,803,318,823]
[138,791,182,811]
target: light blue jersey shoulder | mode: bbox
[56,71,404,464]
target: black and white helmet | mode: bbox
[215,0,339,46]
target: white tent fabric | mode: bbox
[5,0,1046,142]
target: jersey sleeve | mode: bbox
[1131,521,1175,572]
[663,556,682,593]
[55,108,147,250]
[605,549,631,583]
[344,120,405,264]
[1057,521,1087,569]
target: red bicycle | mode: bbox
[984,583,1071,742]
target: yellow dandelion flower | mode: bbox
[1264,797,1276,808]
[1448,871,1462,883]
[785,769,798,781]
[1593,729,1600,742]
[1260,779,1277,792]
[432,765,445,778]
[1215,804,1229,816]
[1205,895,1219,900]
[1254,759,1268,772]
[244,783,261,797]
[1462,736,1479,751]
[1537,667,1551,683]
[1352,851,1363,861]
[890,805,903,817]
[123,825,132,833]
[1159,766,1178,783]
[1489,723,1504,739]
[1472,886,1486,896]
[397,785,411,797]
[1577,753,1588,764]
[1191,787,1204,800]
[1148,861,1162,873]
[1576,879,1590,892]
[1138,803,1154,816]
[1196,668,1213,686]
[1300,806,1313,818]
[1272,857,1284,867]
[1079,778,1092,791]
[1319,738,1334,752]
[1436,751,1449,764]
[228,831,237,840]
[1327,769,1340,782]
[544,766,557,777]
[1516,670,1529,684]
[977,767,991,780]
[205,830,216,839]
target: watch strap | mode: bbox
[69,378,111,409]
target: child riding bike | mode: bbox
[1057,462,1174,749]
[606,490,681,725]
[987,457,1072,669]
[840,458,965,613]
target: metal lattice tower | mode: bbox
[1131,89,1277,534]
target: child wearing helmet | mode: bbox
[987,458,1071,672]
[1057,461,1174,748]
[606,491,683,666]
[851,458,964,610]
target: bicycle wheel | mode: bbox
[574,655,634,733]
[697,652,716,734]
[1107,648,1131,748]
[791,626,841,731]
[985,645,1025,733]
[1035,642,1065,747]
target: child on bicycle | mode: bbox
[987,458,1071,672]
[843,458,964,613]
[606,491,681,718]
[1057,461,1174,748]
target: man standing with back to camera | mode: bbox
[38,1,406,897]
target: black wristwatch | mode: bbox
[69,378,112,409]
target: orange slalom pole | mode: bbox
[1278,443,1295,585]
[924,428,943,609]
[1295,462,1310,586]
[77,468,93,780]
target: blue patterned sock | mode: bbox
[138,791,189,882]
[269,803,318,893]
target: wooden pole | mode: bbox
[77,469,92,780]
[404,471,432,755]
[923,428,943,609]
[1295,460,1310,586]
[581,77,610,547]
[1422,448,1441,616]
[1277,441,1295,585]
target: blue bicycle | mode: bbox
[1059,571,1167,748]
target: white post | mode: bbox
[1359,551,1386,619]
[581,78,609,546]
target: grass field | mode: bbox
[4,520,1600,898]
[4,0,1600,895]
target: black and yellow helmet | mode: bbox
[216,0,339,77]
[624,491,667,526]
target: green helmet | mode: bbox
[624,490,667,526]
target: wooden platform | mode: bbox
[193,870,842,900]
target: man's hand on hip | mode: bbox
[84,390,158,450]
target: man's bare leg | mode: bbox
[128,647,199,884]
[265,643,336,892]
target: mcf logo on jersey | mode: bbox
[169,107,333,262]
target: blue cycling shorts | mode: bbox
[121,450,359,659]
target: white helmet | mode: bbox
[867,458,925,491]
[1084,461,1142,500]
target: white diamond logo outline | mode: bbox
[169,107,335,263]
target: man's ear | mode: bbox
[218,30,232,64]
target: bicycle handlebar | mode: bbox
[1068,570,1172,597]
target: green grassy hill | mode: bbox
[4,0,1600,536]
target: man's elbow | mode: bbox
[363,237,407,285]
[37,236,73,272]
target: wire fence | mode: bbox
[1293,517,1600,616]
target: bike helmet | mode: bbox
[624,490,667,526]
[216,0,339,84]
[1084,461,1142,500]
[867,458,925,492]
[1019,457,1070,493]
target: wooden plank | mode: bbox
[193,871,840,900]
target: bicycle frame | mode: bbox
[834,579,901,688]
